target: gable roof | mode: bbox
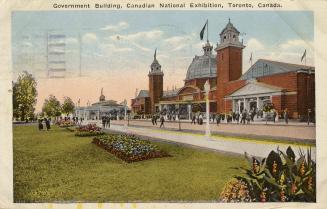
[240,59,315,80]
[228,80,283,98]
[136,90,149,98]
[162,88,180,98]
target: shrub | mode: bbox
[75,124,104,137]
[92,134,169,162]
[222,146,315,202]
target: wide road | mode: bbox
[89,120,316,160]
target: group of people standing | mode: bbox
[38,118,51,131]
[191,114,204,125]
[101,116,111,128]
[151,114,166,128]
[72,116,84,125]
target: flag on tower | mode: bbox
[301,49,306,62]
[200,20,208,40]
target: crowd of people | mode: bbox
[145,107,296,128]
[38,118,51,131]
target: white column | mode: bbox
[188,104,191,120]
[205,94,210,137]
[243,98,246,111]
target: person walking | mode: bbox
[160,115,165,128]
[273,109,277,123]
[102,116,106,128]
[45,118,51,130]
[154,114,158,125]
[198,114,203,125]
[151,115,155,125]
[191,115,196,124]
[106,115,111,128]
[241,110,246,124]
[236,112,240,124]
[246,111,251,124]
[216,114,221,125]
[284,108,289,124]
[38,119,44,131]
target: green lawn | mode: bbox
[13,125,247,202]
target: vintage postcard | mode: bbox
[1,0,327,209]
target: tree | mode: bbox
[42,95,62,118]
[62,97,75,116]
[13,71,37,121]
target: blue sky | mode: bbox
[11,10,314,110]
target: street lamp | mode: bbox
[178,104,181,131]
[124,99,127,128]
[204,80,211,137]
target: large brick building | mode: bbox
[131,20,315,120]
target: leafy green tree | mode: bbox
[62,97,75,116]
[42,95,62,118]
[13,71,37,121]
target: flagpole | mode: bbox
[251,52,253,67]
[206,19,209,42]
[305,53,307,66]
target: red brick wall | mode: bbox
[225,99,233,113]
[229,48,243,81]
[148,74,163,114]
[297,73,315,118]
[257,72,298,91]
[225,80,247,96]
[272,95,282,113]
[216,46,244,113]
[283,94,298,118]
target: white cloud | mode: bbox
[110,30,164,42]
[279,39,313,51]
[106,30,164,52]
[242,38,314,72]
[22,41,33,47]
[246,38,265,51]
[82,33,97,44]
[103,43,133,53]
[66,37,78,44]
[100,21,129,32]
[163,36,190,51]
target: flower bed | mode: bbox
[56,120,76,128]
[75,124,104,137]
[220,146,316,202]
[92,134,170,163]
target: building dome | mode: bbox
[185,42,217,81]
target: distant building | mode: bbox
[131,20,315,120]
[75,88,128,120]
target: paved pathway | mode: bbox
[88,121,316,161]
[111,119,316,141]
